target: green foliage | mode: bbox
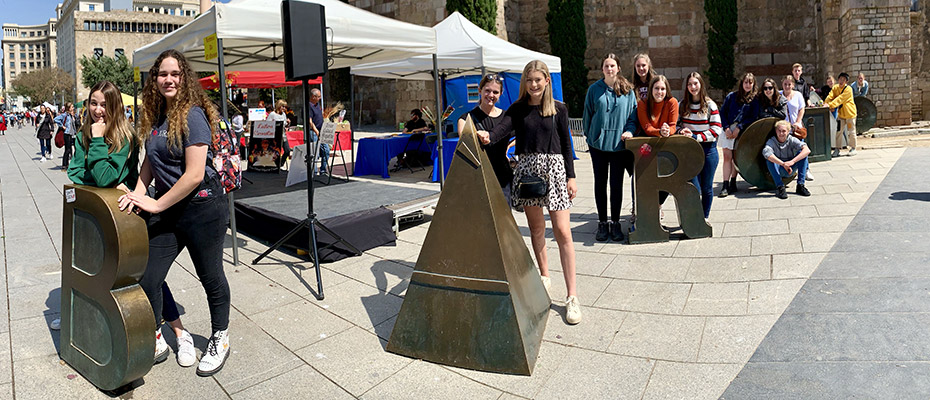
[10,67,75,104]
[446,0,497,35]
[546,0,587,117]
[704,0,738,91]
[79,55,134,95]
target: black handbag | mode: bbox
[515,115,556,199]
[517,174,548,199]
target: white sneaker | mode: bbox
[176,330,197,367]
[806,171,814,181]
[154,329,170,364]
[565,296,582,325]
[197,329,230,377]
[49,318,60,330]
[40,157,46,162]
[540,276,551,298]
[847,148,858,156]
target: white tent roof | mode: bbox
[132,0,437,72]
[349,11,561,80]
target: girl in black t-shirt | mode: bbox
[477,60,582,325]
[457,74,512,191]
[119,49,232,377]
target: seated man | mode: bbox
[763,120,812,199]
[395,109,431,170]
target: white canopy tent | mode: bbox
[131,0,441,273]
[132,0,437,72]
[349,11,561,80]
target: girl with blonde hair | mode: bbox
[478,60,581,325]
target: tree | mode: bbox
[10,67,75,105]
[446,0,497,35]
[546,0,587,117]
[704,0,738,91]
[79,54,133,94]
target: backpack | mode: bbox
[211,118,242,193]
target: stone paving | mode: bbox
[0,122,910,399]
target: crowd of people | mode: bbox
[467,55,867,327]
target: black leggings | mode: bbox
[141,175,230,333]
[590,148,634,222]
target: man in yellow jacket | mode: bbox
[825,72,858,156]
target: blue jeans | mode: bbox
[39,138,51,156]
[690,143,718,219]
[308,132,331,174]
[766,152,808,188]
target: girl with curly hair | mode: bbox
[119,49,231,377]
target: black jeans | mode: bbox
[141,175,230,333]
[161,283,181,323]
[590,148,634,222]
[62,134,74,167]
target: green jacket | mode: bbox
[68,134,139,189]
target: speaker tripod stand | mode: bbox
[251,80,360,300]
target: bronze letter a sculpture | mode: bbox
[625,136,712,244]
[387,116,550,376]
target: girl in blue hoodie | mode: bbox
[583,53,639,242]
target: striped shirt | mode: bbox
[679,100,723,143]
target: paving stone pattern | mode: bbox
[0,123,910,399]
[723,147,930,399]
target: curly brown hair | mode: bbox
[137,49,218,151]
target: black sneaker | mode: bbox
[595,222,609,242]
[775,186,788,199]
[718,181,729,198]
[729,178,738,194]
[796,184,811,197]
[609,221,625,242]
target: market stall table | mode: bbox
[286,130,353,151]
[354,134,434,178]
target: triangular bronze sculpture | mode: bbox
[387,116,550,376]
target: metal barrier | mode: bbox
[60,185,154,391]
[568,118,588,152]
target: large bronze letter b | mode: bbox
[60,185,154,390]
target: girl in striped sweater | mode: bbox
[677,72,723,219]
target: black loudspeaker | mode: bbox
[282,0,327,80]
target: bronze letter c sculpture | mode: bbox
[625,136,712,243]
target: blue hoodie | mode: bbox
[583,79,638,152]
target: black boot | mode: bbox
[729,178,738,194]
[609,221,625,242]
[718,181,729,198]
[595,221,609,242]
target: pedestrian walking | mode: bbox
[36,105,55,162]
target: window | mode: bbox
[170,9,175,15]
[115,48,124,58]
[29,62,34,68]
[105,21,110,31]
[96,22,102,31]
[7,45,12,51]
[118,22,123,32]
[10,72,14,77]
[88,4,95,11]
[29,31,35,37]
[8,62,13,68]
[466,83,480,103]
[131,22,136,32]
[83,21,89,30]
[28,44,33,50]
[93,48,103,60]
[20,62,26,68]
[20,52,25,58]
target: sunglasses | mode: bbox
[763,86,775,91]
[484,74,504,82]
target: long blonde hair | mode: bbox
[81,81,136,153]
[516,60,556,117]
[138,49,218,151]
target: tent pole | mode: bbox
[218,38,240,267]
[433,54,444,187]
[350,73,355,175]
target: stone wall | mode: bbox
[347,0,921,127]
[912,1,930,120]
[839,1,912,126]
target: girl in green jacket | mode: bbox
[66,80,197,368]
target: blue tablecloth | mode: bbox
[353,134,433,178]
[431,138,458,182]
